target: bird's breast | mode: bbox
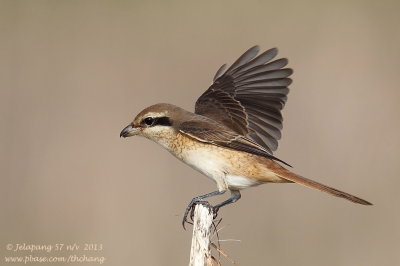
[160,132,287,190]
[176,140,228,178]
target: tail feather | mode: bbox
[276,170,372,205]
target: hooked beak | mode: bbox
[120,124,139,138]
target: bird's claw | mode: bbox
[212,207,220,219]
[182,200,218,230]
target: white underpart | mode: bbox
[225,175,261,189]
[145,127,263,190]
[181,148,262,190]
[183,149,229,191]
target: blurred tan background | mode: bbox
[1,1,400,265]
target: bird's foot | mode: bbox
[182,200,219,230]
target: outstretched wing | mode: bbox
[195,46,292,154]
[179,118,291,167]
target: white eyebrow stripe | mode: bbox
[145,111,168,118]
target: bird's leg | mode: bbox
[182,190,226,229]
[212,190,241,219]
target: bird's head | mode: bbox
[120,103,187,143]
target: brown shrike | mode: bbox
[120,46,372,227]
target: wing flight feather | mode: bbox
[195,46,292,153]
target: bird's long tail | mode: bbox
[275,169,372,205]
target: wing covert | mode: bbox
[179,119,291,167]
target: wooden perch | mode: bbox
[189,203,214,266]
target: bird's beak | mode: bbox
[120,124,138,138]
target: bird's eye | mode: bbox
[143,117,155,126]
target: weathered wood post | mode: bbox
[188,203,214,266]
